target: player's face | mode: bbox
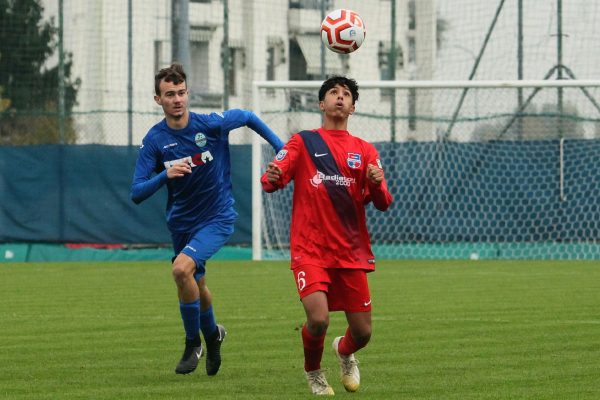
[154,80,188,120]
[319,84,355,119]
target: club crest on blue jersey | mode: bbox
[347,153,362,169]
[194,132,207,148]
[275,149,288,161]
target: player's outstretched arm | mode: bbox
[243,111,284,152]
[217,109,284,152]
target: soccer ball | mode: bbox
[320,9,366,54]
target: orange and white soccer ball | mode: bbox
[320,9,366,54]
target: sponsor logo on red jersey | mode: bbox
[310,171,356,187]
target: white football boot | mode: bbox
[332,336,360,392]
[305,369,335,395]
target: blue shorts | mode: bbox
[172,220,234,281]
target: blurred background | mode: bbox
[6,0,600,145]
[2,0,600,261]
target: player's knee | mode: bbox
[171,262,192,286]
[352,327,371,347]
[307,317,329,336]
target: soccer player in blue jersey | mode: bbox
[131,63,283,376]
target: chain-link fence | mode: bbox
[3,0,599,146]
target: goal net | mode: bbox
[252,80,600,260]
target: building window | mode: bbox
[267,47,276,81]
[267,38,285,81]
[289,39,309,80]
[408,0,416,30]
[378,41,404,80]
[189,40,223,107]
[154,40,163,75]
[186,26,222,107]
[289,35,343,81]
[408,36,416,64]
[226,48,236,96]
[189,40,209,93]
[289,0,330,10]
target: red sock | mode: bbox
[338,327,364,355]
[302,324,326,372]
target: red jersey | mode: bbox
[261,128,393,270]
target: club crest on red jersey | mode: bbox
[275,149,288,161]
[347,153,362,169]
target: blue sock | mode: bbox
[200,305,218,340]
[180,300,201,342]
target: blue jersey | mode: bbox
[131,109,283,233]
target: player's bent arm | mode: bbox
[131,170,168,204]
[260,176,280,193]
[261,163,284,192]
[363,150,393,211]
[365,165,393,211]
[260,134,301,193]
[368,181,393,211]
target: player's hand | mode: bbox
[167,162,192,179]
[265,162,282,183]
[367,163,384,185]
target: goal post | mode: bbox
[252,79,600,261]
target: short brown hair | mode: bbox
[318,76,359,104]
[154,63,187,96]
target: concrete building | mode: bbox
[43,0,437,145]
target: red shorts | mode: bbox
[291,264,372,312]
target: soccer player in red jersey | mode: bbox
[261,76,393,395]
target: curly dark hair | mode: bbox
[318,76,359,104]
[154,63,187,96]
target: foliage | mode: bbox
[0,111,77,145]
[0,0,80,145]
[0,86,10,112]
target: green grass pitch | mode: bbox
[1,260,600,399]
